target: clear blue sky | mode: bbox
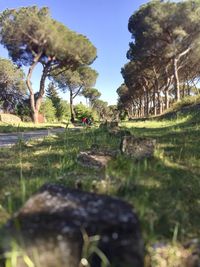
[0,0,148,105]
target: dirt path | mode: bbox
[0,127,81,147]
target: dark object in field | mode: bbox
[120,135,156,159]
[0,184,144,267]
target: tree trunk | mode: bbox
[70,89,75,123]
[32,109,39,124]
[145,90,149,116]
[33,63,50,123]
[26,52,43,124]
[173,57,180,101]
[157,92,161,114]
[139,96,143,117]
[174,46,191,100]
[187,81,191,96]
[165,89,169,110]
[153,87,157,116]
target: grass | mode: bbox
[0,122,69,133]
[0,107,200,266]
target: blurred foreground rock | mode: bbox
[120,135,156,160]
[0,184,144,267]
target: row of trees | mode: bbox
[0,6,97,123]
[118,0,200,118]
[43,83,119,122]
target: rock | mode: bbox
[90,144,118,156]
[0,184,144,267]
[108,129,132,138]
[0,113,21,123]
[77,151,113,169]
[120,136,156,159]
[99,121,119,130]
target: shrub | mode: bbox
[60,100,71,121]
[39,98,56,122]
[74,103,98,121]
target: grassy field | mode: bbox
[0,107,200,264]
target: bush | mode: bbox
[74,103,98,121]
[59,100,71,121]
[39,98,56,122]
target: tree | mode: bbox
[0,6,97,123]
[82,87,101,107]
[39,98,56,122]
[92,99,109,121]
[52,66,98,122]
[121,0,200,118]
[60,100,71,121]
[0,57,27,112]
[117,83,134,118]
[108,105,119,121]
[74,102,97,121]
[46,82,64,121]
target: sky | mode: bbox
[0,0,149,105]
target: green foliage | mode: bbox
[74,103,97,121]
[60,100,71,121]
[39,98,56,122]
[52,66,98,122]
[53,67,98,97]
[92,99,109,120]
[0,6,97,67]
[15,102,32,122]
[46,82,64,121]
[0,58,27,112]
[82,87,101,106]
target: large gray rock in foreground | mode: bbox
[1,184,144,267]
